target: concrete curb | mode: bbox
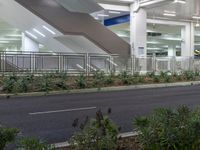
[54,131,138,149]
[1,81,200,98]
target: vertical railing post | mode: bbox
[152,54,156,73]
[58,53,61,73]
[131,55,134,75]
[172,56,176,74]
[86,53,89,76]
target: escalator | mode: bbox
[15,0,130,57]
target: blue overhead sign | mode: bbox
[104,14,130,26]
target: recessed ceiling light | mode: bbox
[97,14,109,17]
[193,16,200,19]
[0,41,9,43]
[164,10,176,14]
[42,26,56,35]
[33,28,46,37]
[108,11,121,14]
[163,10,176,17]
[25,31,38,39]
[163,13,176,17]
[174,0,186,4]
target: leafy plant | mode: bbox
[134,106,200,150]
[153,75,160,83]
[75,74,87,89]
[183,71,195,81]
[39,74,52,93]
[2,73,18,93]
[93,71,106,88]
[138,76,145,83]
[0,126,19,150]
[14,76,29,93]
[104,72,115,85]
[146,72,156,78]
[55,72,68,90]
[70,110,119,150]
[163,74,172,83]
[18,138,55,150]
[119,71,132,85]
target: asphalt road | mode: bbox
[1,85,200,144]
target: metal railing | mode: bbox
[0,51,199,75]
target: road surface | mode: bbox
[1,85,200,144]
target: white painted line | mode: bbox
[29,106,97,115]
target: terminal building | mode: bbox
[0,0,198,73]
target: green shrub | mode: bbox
[153,75,160,83]
[55,73,68,90]
[146,72,156,78]
[163,75,172,83]
[39,74,52,93]
[104,72,115,85]
[119,71,132,85]
[75,74,87,89]
[183,71,195,81]
[138,76,145,83]
[93,71,106,88]
[194,70,200,77]
[14,76,29,93]
[18,138,55,150]
[134,106,200,150]
[70,110,119,150]
[2,74,18,93]
[0,126,19,150]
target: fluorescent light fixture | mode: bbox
[108,11,121,14]
[25,31,38,39]
[164,10,176,14]
[76,64,85,70]
[94,17,99,20]
[119,0,133,1]
[196,23,200,27]
[147,41,160,44]
[140,0,167,7]
[0,38,20,41]
[33,28,46,37]
[0,41,9,43]
[193,16,200,19]
[147,47,161,50]
[97,14,109,17]
[87,64,97,71]
[42,25,56,35]
[174,0,186,4]
[163,13,176,17]
[6,35,22,37]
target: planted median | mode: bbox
[0,70,200,94]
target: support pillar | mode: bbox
[181,23,194,57]
[168,45,176,57]
[22,33,39,72]
[130,6,147,57]
[130,5,147,73]
[22,33,39,52]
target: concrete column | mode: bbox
[22,33,39,52]
[168,45,176,57]
[181,23,194,57]
[130,5,147,73]
[22,33,39,72]
[130,6,147,57]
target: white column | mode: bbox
[181,23,194,57]
[130,6,147,57]
[168,45,176,57]
[22,33,39,52]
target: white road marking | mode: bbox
[29,106,97,115]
